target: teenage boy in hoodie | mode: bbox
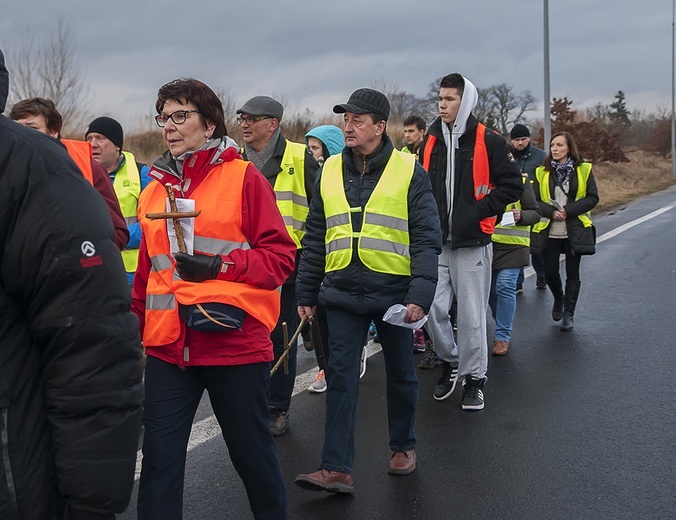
[419,73,523,411]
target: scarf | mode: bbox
[244,127,281,172]
[552,158,574,186]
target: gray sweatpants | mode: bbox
[426,243,493,381]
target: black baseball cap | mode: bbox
[333,88,390,121]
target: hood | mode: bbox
[0,49,9,113]
[151,135,241,180]
[442,75,478,149]
[305,125,345,157]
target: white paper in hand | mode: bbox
[499,210,516,227]
[382,304,428,330]
[166,198,196,255]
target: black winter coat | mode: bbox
[514,143,547,181]
[531,163,599,256]
[420,115,524,248]
[296,135,441,314]
[0,117,144,520]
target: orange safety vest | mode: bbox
[137,158,281,346]
[421,123,496,235]
[62,139,94,185]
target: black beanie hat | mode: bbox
[85,116,124,149]
[510,124,530,139]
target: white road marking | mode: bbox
[134,203,675,479]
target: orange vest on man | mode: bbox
[421,123,496,235]
[62,139,94,185]
[137,158,281,347]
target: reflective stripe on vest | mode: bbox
[492,175,530,247]
[114,151,142,274]
[421,124,496,234]
[273,140,309,248]
[138,158,281,346]
[532,163,593,234]
[321,150,415,275]
[62,139,94,185]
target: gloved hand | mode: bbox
[175,252,222,282]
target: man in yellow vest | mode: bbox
[295,88,441,493]
[86,116,152,285]
[489,175,541,356]
[236,96,319,436]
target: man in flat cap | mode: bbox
[236,96,319,437]
[294,88,441,493]
[85,116,152,285]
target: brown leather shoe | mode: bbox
[492,340,509,356]
[388,450,416,475]
[295,469,354,494]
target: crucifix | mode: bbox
[145,183,201,253]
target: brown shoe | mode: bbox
[492,340,509,356]
[388,450,416,475]
[295,469,354,494]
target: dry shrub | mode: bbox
[126,130,165,165]
[593,150,676,212]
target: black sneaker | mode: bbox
[536,276,547,290]
[461,377,485,411]
[433,362,459,401]
[515,283,524,294]
[418,343,442,369]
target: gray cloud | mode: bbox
[1,0,671,130]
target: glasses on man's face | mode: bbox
[236,115,271,126]
[155,109,200,127]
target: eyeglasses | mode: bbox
[236,115,271,126]
[155,109,200,127]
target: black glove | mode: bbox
[175,252,222,282]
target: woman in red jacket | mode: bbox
[132,78,296,520]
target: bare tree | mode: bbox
[487,83,536,134]
[7,19,91,132]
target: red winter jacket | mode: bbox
[131,140,296,368]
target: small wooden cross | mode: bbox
[146,183,201,253]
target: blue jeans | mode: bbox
[489,267,520,342]
[321,307,417,474]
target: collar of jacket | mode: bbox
[341,133,394,175]
[427,114,478,145]
[150,139,240,182]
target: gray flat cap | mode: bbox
[236,96,283,120]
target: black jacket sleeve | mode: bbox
[296,167,327,307]
[404,163,442,312]
[477,131,524,220]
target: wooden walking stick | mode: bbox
[270,317,308,376]
[146,183,201,253]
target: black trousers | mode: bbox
[543,237,581,282]
[137,357,288,520]
[268,282,299,411]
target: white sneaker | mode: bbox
[308,370,327,393]
[360,346,367,379]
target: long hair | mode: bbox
[543,131,582,171]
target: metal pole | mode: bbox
[544,0,551,149]
[671,0,676,179]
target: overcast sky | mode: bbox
[0,0,671,131]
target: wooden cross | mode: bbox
[146,183,201,253]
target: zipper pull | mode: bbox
[183,346,190,363]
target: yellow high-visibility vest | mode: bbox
[492,175,530,247]
[321,150,415,275]
[273,140,309,248]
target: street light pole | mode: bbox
[544,0,551,149]
[671,0,676,179]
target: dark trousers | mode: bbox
[543,238,581,282]
[269,282,299,412]
[137,357,288,520]
[321,308,417,474]
[532,252,545,277]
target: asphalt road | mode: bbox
[119,186,676,520]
